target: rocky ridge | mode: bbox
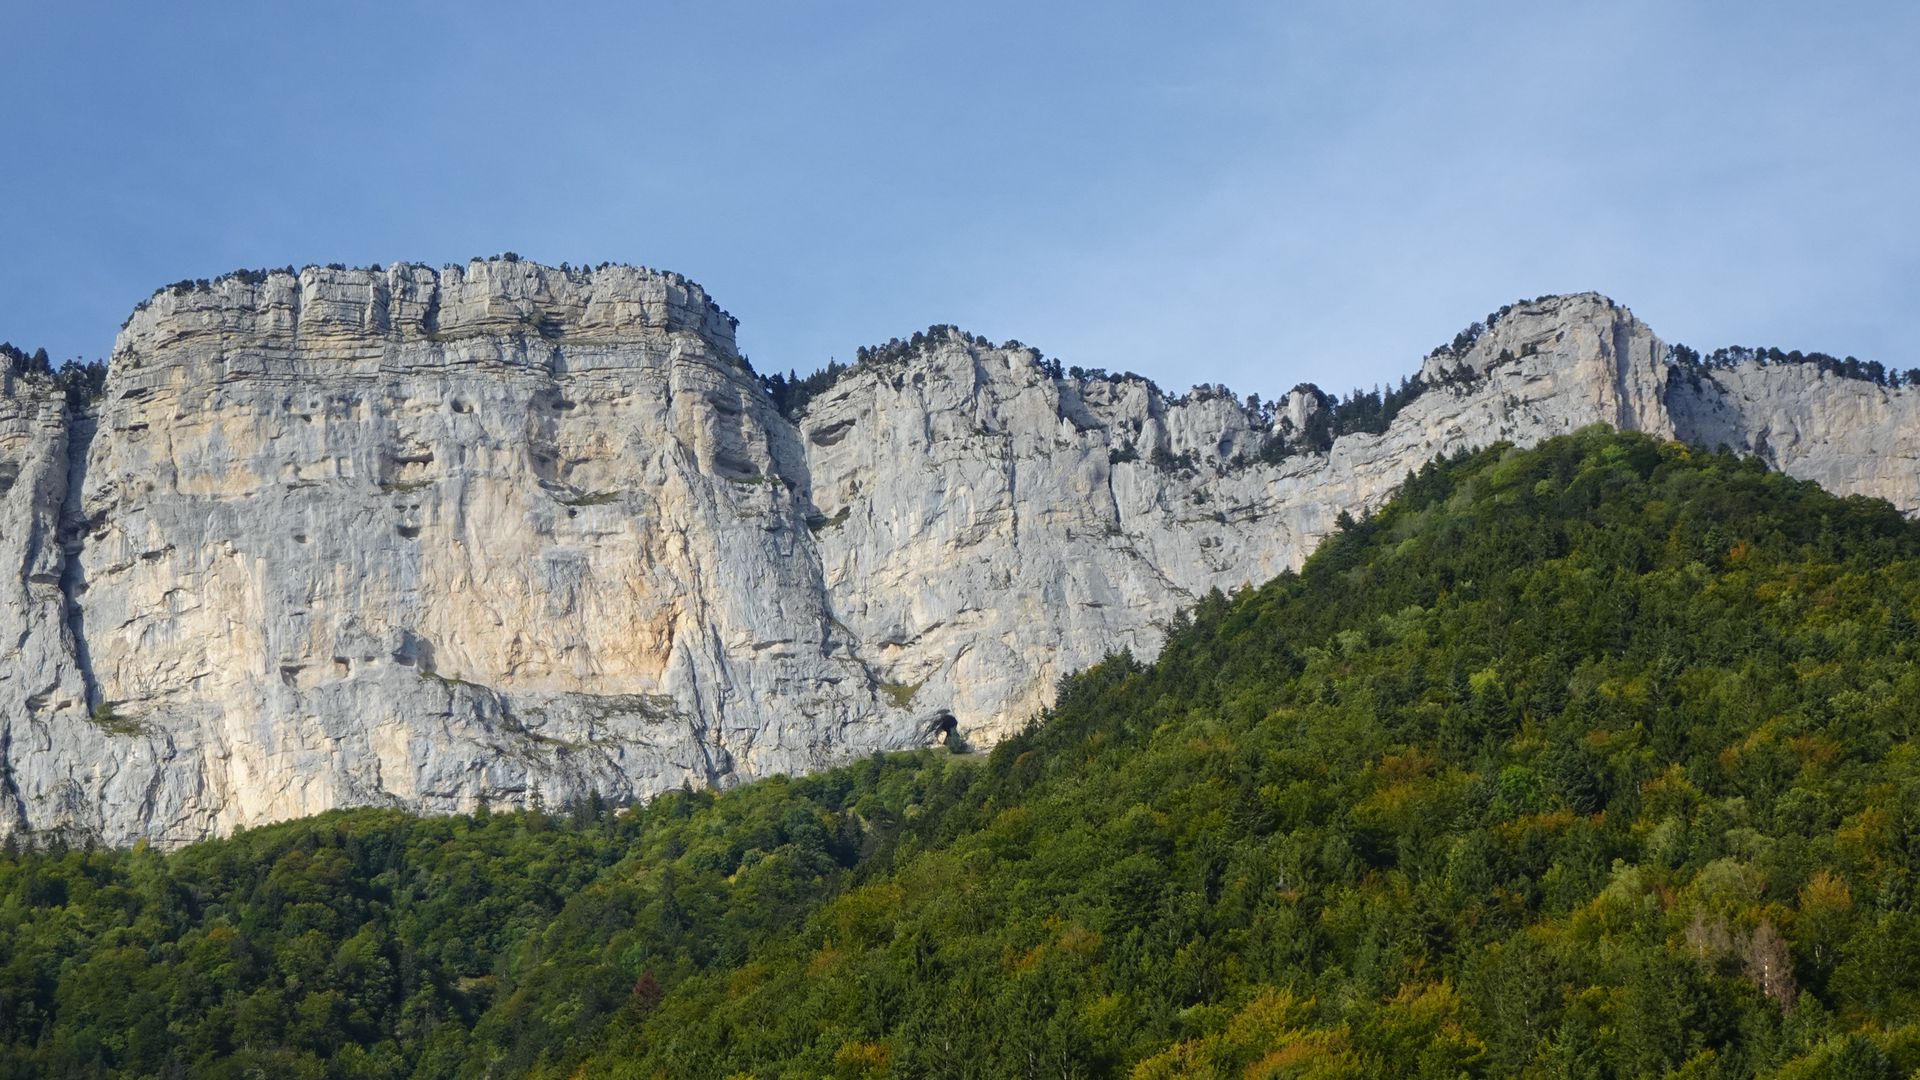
[2,261,1914,845]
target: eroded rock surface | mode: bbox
[1,268,1911,844]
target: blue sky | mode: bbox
[2,1,1914,399]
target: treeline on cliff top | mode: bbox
[0,341,106,406]
[3,428,1920,1078]
[14,268,1916,419]
[754,300,1917,473]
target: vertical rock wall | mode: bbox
[0,273,1912,845]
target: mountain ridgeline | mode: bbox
[1,260,1918,848]
[1,431,1917,1077]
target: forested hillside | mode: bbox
[3,428,1918,1078]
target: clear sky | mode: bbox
[2,1,1914,400]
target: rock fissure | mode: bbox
[55,407,101,717]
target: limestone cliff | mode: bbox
[1,266,1911,844]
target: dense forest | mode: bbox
[2,428,1918,1078]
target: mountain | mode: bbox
[1,260,1916,845]
[2,430,1916,1077]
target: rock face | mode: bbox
[1,268,1913,845]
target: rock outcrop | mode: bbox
[1,265,1912,844]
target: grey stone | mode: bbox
[0,272,1910,845]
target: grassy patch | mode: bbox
[86,703,147,737]
[809,506,852,532]
[879,679,925,708]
